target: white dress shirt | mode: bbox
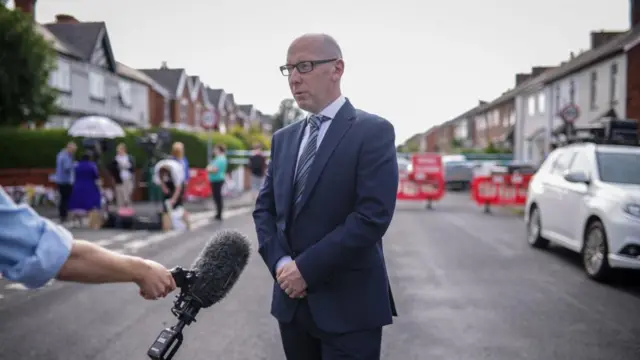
[277,95,347,272]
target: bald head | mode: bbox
[285,33,345,114]
[289,33,342,60]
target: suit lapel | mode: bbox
[294,100,356,218]
[281,120,306,221]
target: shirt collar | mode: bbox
[315,95,346,120]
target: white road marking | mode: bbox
[94,239,115,247]
[5,283,28,291]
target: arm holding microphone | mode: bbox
[0,186,175,300]
[57,240,175,300]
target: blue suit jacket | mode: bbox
[253,99,398,334]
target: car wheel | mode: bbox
[527,206,549,248]
[582,221,612,282]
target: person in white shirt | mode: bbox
[109,143,135,208]
[153,158,185,213]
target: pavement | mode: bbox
[1,193,639,359]
[31,191,256,221]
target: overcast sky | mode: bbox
[8,0,632,144]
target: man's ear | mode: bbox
[332,59,345,80]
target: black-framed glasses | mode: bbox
[279,58,338,76]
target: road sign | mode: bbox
[201,110,217,129]
[559,104,580,123]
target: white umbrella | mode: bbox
[67,116,126,139]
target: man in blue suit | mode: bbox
[253,33,398,360]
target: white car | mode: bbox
[524,142,640,281]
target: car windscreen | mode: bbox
[595,151,640,185]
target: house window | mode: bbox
[610,63,618,105]
[89,72,105,100]
[554,84,560,112]
[50,59,71,92]
[537,92,545,113]
[509,110,516,125]
[163,98,170,124]
[119,81,132,107]
[179,98,188,123]
[569,79,575,104]
[590,71,597,109]
[493,109,500,126]
[195,104,202,126]
[528,96,536,116]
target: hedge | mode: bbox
[0,127,262,169]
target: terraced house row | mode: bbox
[419,0,640,165]
[13,0,272,134]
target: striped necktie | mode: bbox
[293,114,330,213]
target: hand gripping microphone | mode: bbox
[147,229,251,360]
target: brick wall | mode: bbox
[0,168,147,201]
[626,43,640,131]
[148,87,166,127]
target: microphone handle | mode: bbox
[147,320,185,360]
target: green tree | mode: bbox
[271,98,303,133]
[0,5,58,126]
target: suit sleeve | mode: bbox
[295,119,398,288]
[252,135,290,278]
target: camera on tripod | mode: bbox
[147,267,204,360]
[136,129,172,165]
[81,138,107,161]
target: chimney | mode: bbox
[632,0,640,27]
[55,14,80,24]
[531,66,553,77]
[515,73,531,86]
[161,61,168,69]
[14,0,35,18]
[590,31,624,49]
[570,51,576,59]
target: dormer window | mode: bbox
[119,81,132,107]
[89,72,105,100]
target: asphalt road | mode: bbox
[0,193,639,360]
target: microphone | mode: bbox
[147,229,251,360]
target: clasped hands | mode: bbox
[276,261,307,299]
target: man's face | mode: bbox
[285,39,341,113]
[68,143,77,153]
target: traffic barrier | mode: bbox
[470,173,532,213]
[185,169,212,198]
[397,153,445,209]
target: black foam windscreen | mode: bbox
[189,229,251,308]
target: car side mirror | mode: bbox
[564,171,590,184]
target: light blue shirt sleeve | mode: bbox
[276,256,293,272]
[0,187,73,289]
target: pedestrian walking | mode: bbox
[207,144,228,221]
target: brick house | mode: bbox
[205,88,226,132]
[238,104,257,130]
[187,76,210,128]
[436,120,456,153]
[422,126,440,152]
[474,93,516,150]
[225,93,239,129]
[139,63,194,129]
[626,0,640,126]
